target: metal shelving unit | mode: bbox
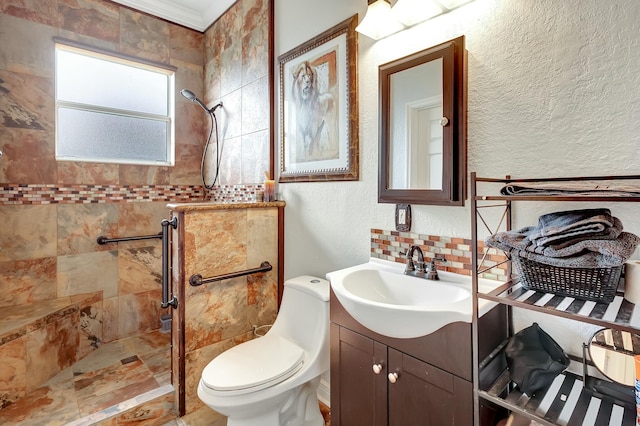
[471,173,640,426]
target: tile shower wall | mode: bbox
[370,229,509,281]
[169,204,280,421]
[0,0,271,331]
[202,0,272,186]
[0,0,271,416]
[0,0,206,356]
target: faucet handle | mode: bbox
[433,255,446,263]
[404,251,415,272]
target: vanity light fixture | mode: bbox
[437,0,476,9]
[391,0,443,26]
[392,0,476,27]
[357,0,476,40]
[355,0,405,41]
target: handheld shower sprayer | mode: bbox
[180,89,223,114]
[180,88,224,190]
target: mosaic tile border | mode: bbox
[370,228,509,281]
[207,184,263,203]
[0,184,264,206]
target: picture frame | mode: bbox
[278,14,359,182]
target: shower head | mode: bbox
[181,88,211,113]
[180,88,198,102]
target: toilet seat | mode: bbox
[201,335,305,395]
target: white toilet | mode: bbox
[197,275,330,426]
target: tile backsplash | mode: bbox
[0,183,265,206]
[370,228,509,281]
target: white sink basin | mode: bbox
[327,258,499,339]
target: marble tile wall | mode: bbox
[0,0,206,344]
[0,292,102,408]
[171,205,280,418]
[0,2,272,329]
[203,0,272,186]
[0,0,272,419]
[370,228,509,281]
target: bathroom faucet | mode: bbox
[404,245,426,277]
[405,247,446,280]
[425,255,447,281]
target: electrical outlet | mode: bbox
[395,204,411,232]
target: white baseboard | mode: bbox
[317,377,330,407]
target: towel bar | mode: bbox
[97,233,162,245]
[189,261,272,286]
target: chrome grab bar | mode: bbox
[97,233,162,245]
[161,217,178,309]
[189,261,272,287]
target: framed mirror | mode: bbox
[588,328,640,386]
[378,36,466,205]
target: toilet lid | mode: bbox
[201,335,305,393]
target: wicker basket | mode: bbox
[512,255,622,303]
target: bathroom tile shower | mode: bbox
[0,330,173,425]
[0,0,209,419]
[0,0,274,422]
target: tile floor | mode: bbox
[0,329,172,425]
[0,327,332,425]
[320,402,331,425]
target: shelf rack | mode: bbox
[480,370,635,426]
[470,173,640,426]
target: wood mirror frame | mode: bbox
[378,36,467,206]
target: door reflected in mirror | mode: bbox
[379,36,466,205]
[588,328,640,386]
[389,59,443,190]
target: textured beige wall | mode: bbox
[276,0,640,354]
[276,0,640,277]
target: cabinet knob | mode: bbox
[388,372,398,384]
[372,364,383,374]
[440,117,449,126]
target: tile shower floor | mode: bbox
[0,329,172,426]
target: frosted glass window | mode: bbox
[57,109,168,162]
[55,42,175,165]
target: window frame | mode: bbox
[53,38,177,166]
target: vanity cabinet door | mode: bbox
[331,325,387,426]
[388,348,473,426]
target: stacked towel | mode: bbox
[528,208,619,247]
[485,208,640,268]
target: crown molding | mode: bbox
[111,0,236,32]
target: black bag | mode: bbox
[504,323,570,396]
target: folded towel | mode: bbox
[485,208,640,268]
[529,217,623,254]
[486,214,623,254]
[501,181,640,197]
[528,208,615,245]
[486,230,640,268]
[510,232,640,268]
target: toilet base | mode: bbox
[201,377,324,426]
[278,377,324,426]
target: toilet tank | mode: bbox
[268,276,330,353]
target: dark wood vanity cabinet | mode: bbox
[330,289,505,426]
[331,324,387,426]
[387,347,473,426]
